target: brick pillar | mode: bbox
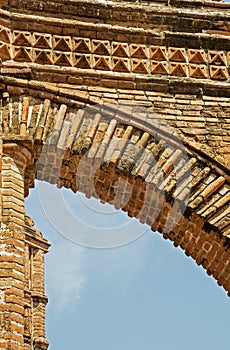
[0,138,32,349]
[25,219,50,350]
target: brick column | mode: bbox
[0,138,32,349]
[25,219,50,350]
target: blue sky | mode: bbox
[25,180,230,350]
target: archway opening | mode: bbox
[25,180,230,350]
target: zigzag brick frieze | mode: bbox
[1,26,230,81]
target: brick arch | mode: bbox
[0,85,229,296]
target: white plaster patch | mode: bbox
[0,290,5,304]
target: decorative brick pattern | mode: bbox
[2,25,230,81]
[0,27,11,61]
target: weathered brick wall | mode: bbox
[0,0,229,349]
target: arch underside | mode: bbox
[0,81,230,295]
